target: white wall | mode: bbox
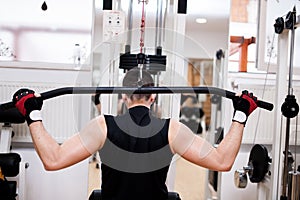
[184,29,229,59]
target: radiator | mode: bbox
[0,81,80,143]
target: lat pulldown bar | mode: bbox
[0,86,274,112]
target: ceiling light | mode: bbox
[196,18,207,24]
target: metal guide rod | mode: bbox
[282,117,291,198]
[294,116,298,173]
[155,0,163,48]
[0,86,274,111]
[288,16,296,95]
[125,0,133,53]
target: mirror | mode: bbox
[0,0,93,65]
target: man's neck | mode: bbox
[127,103,150,109]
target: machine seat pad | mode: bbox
[88,190,181,200]
[0,153,21,177]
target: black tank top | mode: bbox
[99,106,173,200]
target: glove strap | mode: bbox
[232,110,247,125]
[27,110,42,125]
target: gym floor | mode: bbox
[88,160,101,197]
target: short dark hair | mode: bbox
[122,68,154,101]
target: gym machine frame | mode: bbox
[274,6,300,200]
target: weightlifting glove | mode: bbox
[232,90,258,125]
[13,89,43,125]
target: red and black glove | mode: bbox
[13,89,43,125]
[232,90,258,125]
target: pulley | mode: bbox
[274,17,285,34]
[281,95,299,118]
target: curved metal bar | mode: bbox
[40,86,234,99]
[0,86,274,111]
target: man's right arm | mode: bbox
[169,119,244,171]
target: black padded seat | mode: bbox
[89,190,181,200]
[0,153,21,177]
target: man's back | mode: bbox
[99,106,173,200]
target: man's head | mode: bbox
[122,68,154,101]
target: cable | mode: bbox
[139,0,147,53]
[252,33,276,145]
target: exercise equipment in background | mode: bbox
[234,144,272,188]
[0,113,28,199]
[275,7,300,200]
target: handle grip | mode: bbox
[223,90,274,111]
[256,100,274,111]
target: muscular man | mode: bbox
[13,68,257,200]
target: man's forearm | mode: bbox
[215,122,244,170]
[29,121,61,170]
